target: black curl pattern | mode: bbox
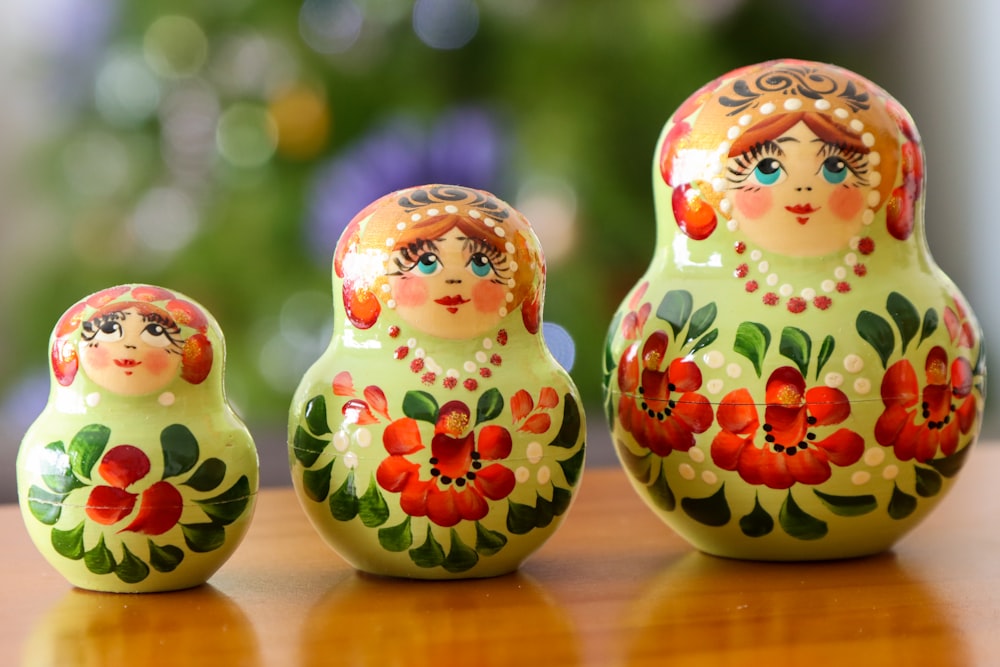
[718,64,870,116]
[397,185,510,221]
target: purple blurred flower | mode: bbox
[782,0,892,42]
[306,105,507,260]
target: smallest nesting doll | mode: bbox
[289,184,586,579]
[17,285,259,592]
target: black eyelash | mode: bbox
[142,312,181,334]
[392,238,439,274]
[818,142,870,185]
[464,237,511,279]
[727,140,783,184]
[80,312,124,341]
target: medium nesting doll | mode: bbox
[603,59,985,560]
[289,184,586,579]
[17,285,259,591]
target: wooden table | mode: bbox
[5,447,1000,666]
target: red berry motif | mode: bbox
[97,445,151,489]
[86,486,138,525]
[122,481,184,535]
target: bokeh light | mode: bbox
[94,48,161,127]
[160,82,221,180]
[129,186,200,257]
[516,176,579,266]
[215,102,278,168]
[210,33,299,98]
[299,0,364,55]
[543,322,576,372]
[258,290,333,393]
[269,84,332,160]
[143,15,209,79]
[412,0,479,49]
[61,130,132,198]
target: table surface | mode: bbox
[5,446,1000,667]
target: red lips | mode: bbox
[435,295,469,313]
[114,359,141,367]
[786,204,819,224]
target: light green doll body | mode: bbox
[603,60,985,560]
[17,285,258,591]
[289,185,586,578]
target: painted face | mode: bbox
[78,307,184,395]
[388,227,512,339]
[725,120,871,257]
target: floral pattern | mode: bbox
[604,288,983,543]
[291,373,585,574]
[617,331,713,456]
[25,423,251,584]
[86,445,183,535]
[875,346,977,462]
[376,400,517,527]
[711,367,865,489]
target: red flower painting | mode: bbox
[711,366,865,489]
[874,346,977,462]
[617,330,714,456]
[86,445,183,535]
[375,400,517,527]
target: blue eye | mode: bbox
[469,253,493,277]
[416,253,440,275]
[821,156,848,184]
[753,158,783,186]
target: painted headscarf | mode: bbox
[334,185,546,334]
[51,284,213,389]
[659,59,920,243]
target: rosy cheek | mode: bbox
[142,349,175,376]
[81,345,111,370]
[472,281,506,314]
[391,277,429,308]
[828,186,865,221]
[732,188,772,220]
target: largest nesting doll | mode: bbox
[289,184,586,578]
[603,59,985,560]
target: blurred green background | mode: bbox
[8,0,991,497]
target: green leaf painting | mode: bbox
[304,395,332,436]
[475,388,504,425]
[161,424,200,478]
[734,322,771,377]
[681,485,730,527]
[195,475,252,525]
[886,292,920,354]
[550,395,582,449]
[378,516,413,552]
[739,496,774,538]
[292,425,328,467]
[184,458,227,492]
[656,290,692,339]
[779,327,812,378]
[68,424,111,480]
[856,310,895,368]
[686,302,717,345]
[778,492,827,540]
[402,390,439,423]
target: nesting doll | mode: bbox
[603,60,985,560]
[17,285,258,591]
[289,185,586,579]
